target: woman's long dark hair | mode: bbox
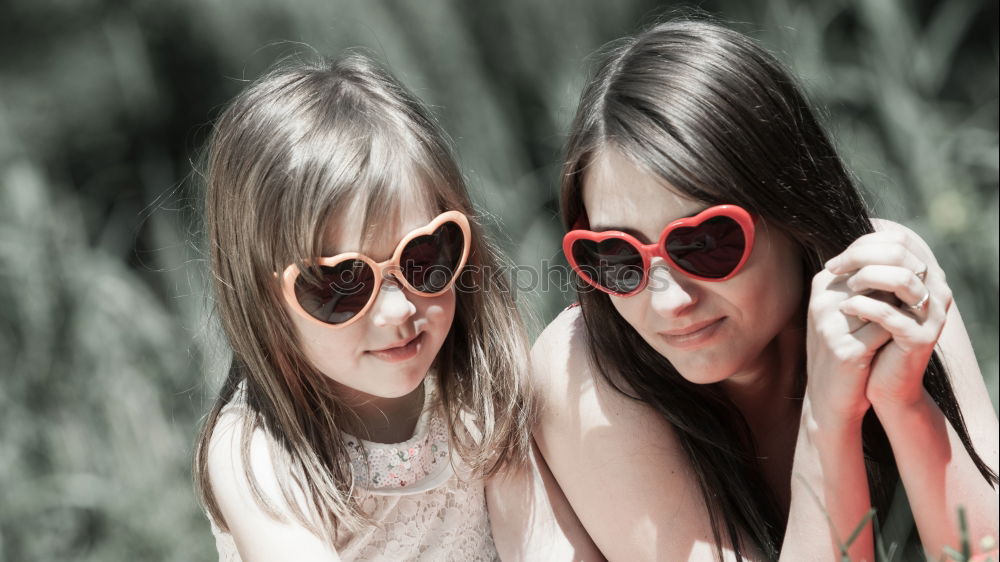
[561,19,997,560]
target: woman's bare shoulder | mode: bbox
[530,306,734,560]
[532,306,658,421]
[530,306,593,398]
[531,305,666,432]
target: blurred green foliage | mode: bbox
[1,0,996,559]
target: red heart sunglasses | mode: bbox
[281,211,471,328]
[563,204,755,296]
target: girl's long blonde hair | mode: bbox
[193,51,532,542]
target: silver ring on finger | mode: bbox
[907,290,930,312]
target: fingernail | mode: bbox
[825,257,840,272]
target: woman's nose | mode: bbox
[369,278,417,327]
[646,259,697,316]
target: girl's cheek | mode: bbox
[424,290,456,324]
[414,292,456,342]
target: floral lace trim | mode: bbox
[224,378,451,490]
[344,394,450,490]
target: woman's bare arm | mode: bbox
[486,438,605,561]
[531,307,756,561]
[780,398,874,561]
[533,306,887,561]
[861,221,999,558]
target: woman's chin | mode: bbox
[675,367,735,386]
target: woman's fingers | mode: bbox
[844,260,951,325]
[847,319,893,356]
[845,265,927,310]
[824,229,953,329]
[811,269,892,351]
[923,262,954,317]
[825,236,926,277]
[838,294,941,350]
[814,224,957,419]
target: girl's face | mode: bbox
[581,148,804,384]
[283,200,457,400]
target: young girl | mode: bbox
[193,53,597,561]
[533,19,999,561]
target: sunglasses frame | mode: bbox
[563,204,755,297]
[281,210,472,329]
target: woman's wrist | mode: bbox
[789,395,874,562]
[801,393,867,440]
[871,388,935,425]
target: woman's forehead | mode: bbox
[581,148,703,233]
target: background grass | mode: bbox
[0,0,996,559]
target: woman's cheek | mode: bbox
[609,292,646,331]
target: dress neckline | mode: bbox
[226,376,453,493]
[344,378,453,493]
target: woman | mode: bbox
[532,19,999,561]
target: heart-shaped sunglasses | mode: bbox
[563,204,755,296]
[281,211,471,328]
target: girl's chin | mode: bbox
[321,368,428,401]
[390,378,428,399]
[369,367,430,399]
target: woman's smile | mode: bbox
[657,317,725,349]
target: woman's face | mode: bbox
[282,199,456,401]
[581,148,804,384]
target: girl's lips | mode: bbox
[368,332,423,363]
[658,318,725,349]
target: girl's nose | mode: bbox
[646,258,697,317]
[369,278,417,327]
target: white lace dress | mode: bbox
[208,382,499,561]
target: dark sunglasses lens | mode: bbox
[665,216,746,278]
[571,238,644,293]
[294,259,376,324]
[401,221,465,293]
